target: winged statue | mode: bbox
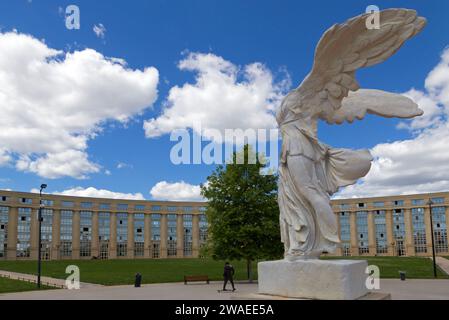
[277,9,426,260]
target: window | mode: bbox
[199,207,207,212]
[41,199,54,207]
[167,206,178,212]
[99,212,110,259]
[432,197,445,205]
[357,203,366,208]
[134,205,145,211]
[199,215,208,246]
[432,207,448,253]
[151,205,161,211]
[0,206,9,258]
[338,212,351,256]
[412,208,427,253]
[20,198,32,205]
[393,209,406,256]
[80,211,92,257]
[60,211,73,258]
[0,196,8,202]
[374,211,388,254]
[412,199,425,206]
[62,201,74,208]
[99,203,111,210]
[393,200,404,206]
[356,212,369,255]
[117,213,128,257]
[151,214,161,258]
[81,202,93,209]
[17,208,31,257]
[134,214,145,257]
[40,209,53,260]
[183,206,193,212]
[373,202,384,207]
[340,204,351,210]
[167,214,177,257]
[117,204,128,211]
[184,215,193,256]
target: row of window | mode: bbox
[0,197,207,213]
[339,197,445,210]
[339,207,448,256]
[0,207,208,259]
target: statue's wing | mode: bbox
[324,89,424,124]
[292,9,426,116]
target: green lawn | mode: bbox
[323,256,449,279]
[0,257,446,286]
[0,259,258,286]
[0,277,54,294]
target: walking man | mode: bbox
[223,262,236,291]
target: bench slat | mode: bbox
[184,275,210,284]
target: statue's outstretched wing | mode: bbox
[291,9,426,119]
[324,89,423,124]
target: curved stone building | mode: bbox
[0,190,448,260]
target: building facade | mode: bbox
[332,192,449,257]
[0,190,208,261]
[1,190,448,260]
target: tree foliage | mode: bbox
[201,145,283,278]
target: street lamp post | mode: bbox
[37,184,47,289]
[427,198,438,278]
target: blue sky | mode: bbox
[1,0,449,200]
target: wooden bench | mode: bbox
[184,275,210,285]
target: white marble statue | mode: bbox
[277,9,426,261]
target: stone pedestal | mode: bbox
[258,259,369,300]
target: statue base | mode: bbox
[258,259,369,300]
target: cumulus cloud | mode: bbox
[93,24,107,39]
[338,47,449,198]
[144,52,290,142]
[32,187,145,200]
[150,181,205,202]
[0,31,159,179]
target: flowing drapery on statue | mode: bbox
[277,9,426,260]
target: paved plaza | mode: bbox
[1,279,449,300]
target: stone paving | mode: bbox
[435,257,449,275]
[1,279,449,300]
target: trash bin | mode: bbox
[135,273,142,288]
[399,271,406,281]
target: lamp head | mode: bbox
[40,184,47,190]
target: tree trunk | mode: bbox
[247,259,253,283]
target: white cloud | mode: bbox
[117,162,133,170]
[150,181,205,202]
[33,187,145,200]
[398,89,442,130]
[0,31,159,179]
[338,47,449,198]
[93,24,107,39]
[144,52,290,142]
[0,149,11,166]
[16,150,100,180]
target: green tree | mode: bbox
[201,145,283,282]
